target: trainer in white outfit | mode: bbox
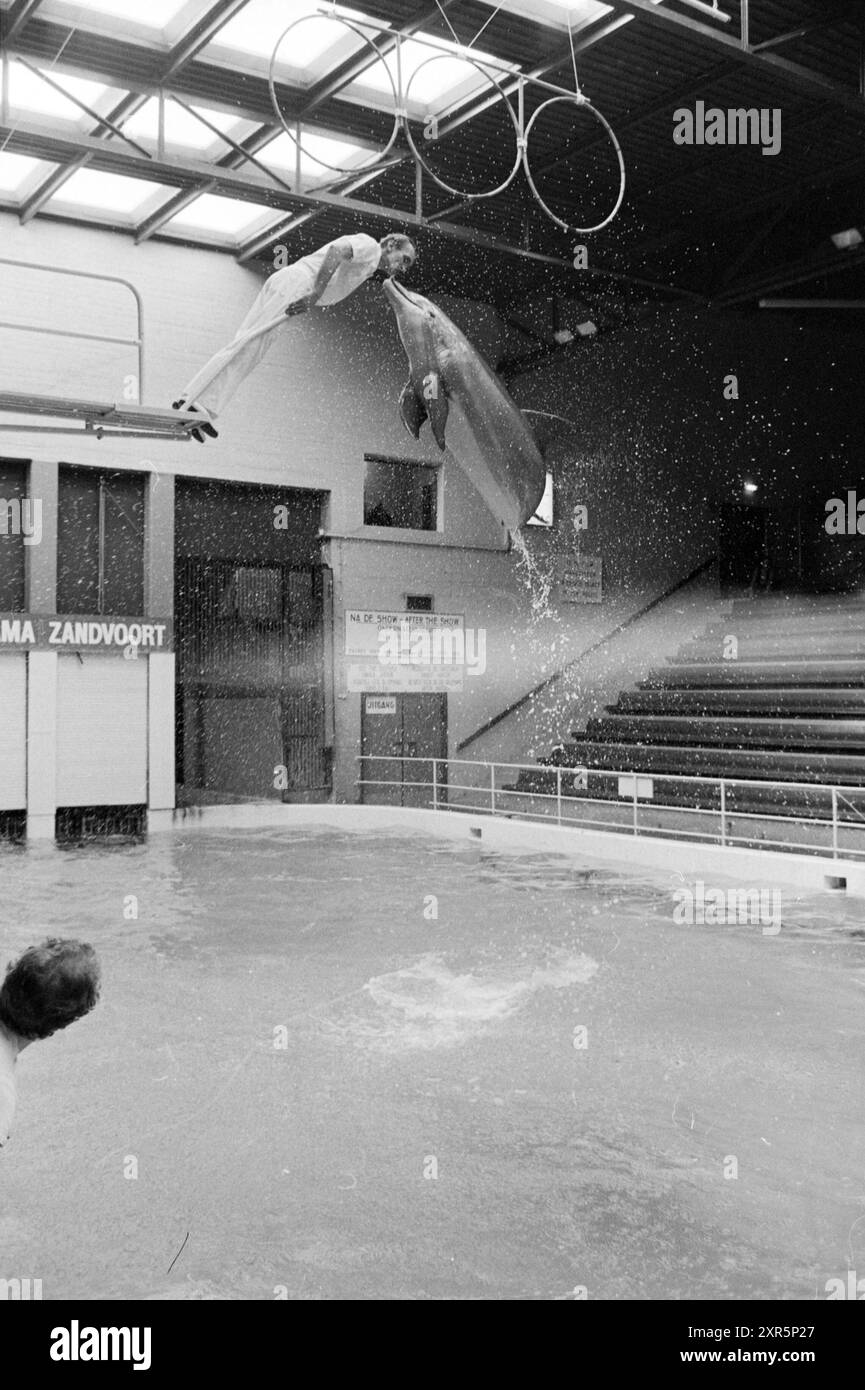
[174,231,417,439]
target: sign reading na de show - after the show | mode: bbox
[0,614,174,652]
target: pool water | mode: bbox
[1,826,863,1300]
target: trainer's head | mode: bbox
[0,938,101,1041]
[379,233,416,278]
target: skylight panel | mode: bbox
[38,0,212,42]
[46,170,173,217]
[340,34,514,117]
[119,99,256,156]
[0,152,58,201]
[47,0,192,22]
[476,1,611,28]
[0,62,119,128]
[474,0,666,29]
[202,0,380,83]
[257,129,372,185]
[161,193,284,242]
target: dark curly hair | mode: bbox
[0,939,101,1041]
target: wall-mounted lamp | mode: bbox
[830,228,863,251]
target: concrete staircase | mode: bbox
[512,593,865,825]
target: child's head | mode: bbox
[0,939,100,1041]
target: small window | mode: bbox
[525,471,554,528]
[406,594,433,611]
[0,459,29,611]
[58,466,145,615]
[364,455,438,531]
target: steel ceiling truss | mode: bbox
[0,12,636,249]
[603,0,865,114]
[0,114,706,303]
[0,0,251,217]
[1,0,863,304]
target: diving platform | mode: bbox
[0,257,200,442]
[0,391,199,441]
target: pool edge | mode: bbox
[148,804,865,899]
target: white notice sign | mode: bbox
[345,610,466,693]
[345,610,464,657]
[561,555,603,604]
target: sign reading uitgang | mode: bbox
[365,696,397,715]
[0,614,174,651]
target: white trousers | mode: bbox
[180,264,310,418]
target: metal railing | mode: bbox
[356,754,865,862]
[0,258,145,398]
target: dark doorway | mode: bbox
[360,693,447,807]
[174,481,330,804]
[717,504,774,593]
[718,498,864,595]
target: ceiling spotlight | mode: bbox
[831,228,863,251]
[743,480,759,495]
[576,321,597,337]
[553,328,574,344]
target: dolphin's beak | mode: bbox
[382,276,416,309]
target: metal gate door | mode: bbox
[175,559,330,803]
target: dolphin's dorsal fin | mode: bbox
[399,379,426,439]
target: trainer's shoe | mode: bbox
[188,404,218,439]
[173,398,218,440]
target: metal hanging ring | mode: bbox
[522,94,626,235]
[269,14,401,176]
[402,53,522,201]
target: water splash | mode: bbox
[511,529,555,623]
[337,949,599,1050]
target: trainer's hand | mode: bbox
[285,296,314,317]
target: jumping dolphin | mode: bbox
[382,278,547,538]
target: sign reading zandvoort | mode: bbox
[0,614,173,651]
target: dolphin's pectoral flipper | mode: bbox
[399,379,426,438]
